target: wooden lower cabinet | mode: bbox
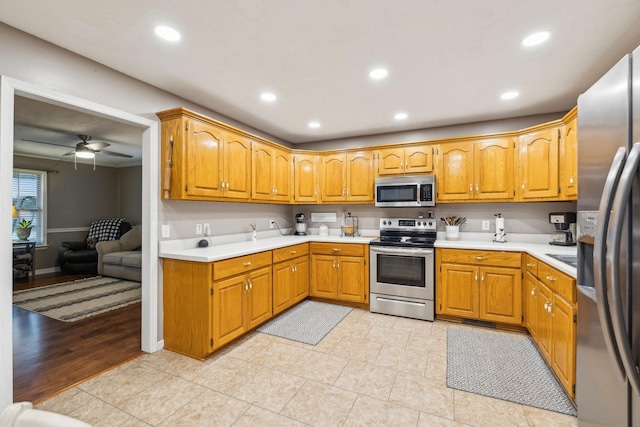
[273,255,309,315]
[522,256,577,398]
[310,243,368,304]
[436,249,521,325]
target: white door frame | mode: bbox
[0,76,160,410]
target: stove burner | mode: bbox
[372,217,437,249]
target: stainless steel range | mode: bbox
[369,217,436,321]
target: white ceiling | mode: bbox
[2,0,640,146]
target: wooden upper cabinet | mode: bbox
[436,142,474,201]
[251,142,292,203]
[320,154,347,202]
[474,137,515,200]
[293,153,319,203]
[186,119,225,198]
[560,112,578,200]
[378,145,433,176]
[346,151,374,202]
[320,151,374,202]
[224,133,252,200]
[519,125,560,199]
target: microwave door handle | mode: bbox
[607,142,640,393]
[594,146,627,381]
[417,184,421,204]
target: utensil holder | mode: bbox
[446,225,460,240]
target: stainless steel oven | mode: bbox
[369,217,435,321]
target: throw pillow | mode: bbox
[119,224,142,251]
[88,218,128,242]
[86,237,98,249]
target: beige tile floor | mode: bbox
[37,308,578,427]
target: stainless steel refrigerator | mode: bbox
[577,45,640,426]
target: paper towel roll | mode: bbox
[495,217,505,233]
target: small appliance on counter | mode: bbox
[318,224,329,236]
[549,212,577,246]
[294,213,307,235]
[341,212,359,237]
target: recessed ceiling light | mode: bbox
[501,91,519,100]
[394,112,408,120]
[154,25,181,41]
[308,121,321,129]
[260,93,277,102]
[369,68,388,80]
[522,31,550,47]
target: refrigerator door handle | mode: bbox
[607,142,640,394]
[594,146,628,380]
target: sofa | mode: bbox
[59,218,132,274]
[96,224,142,282]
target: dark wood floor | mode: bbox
[13,272,143,403]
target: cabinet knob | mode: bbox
[545,275,556,281]
[290,250,297,254]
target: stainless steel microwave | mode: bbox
[375,175,435,207]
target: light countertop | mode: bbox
[159,233,577,278]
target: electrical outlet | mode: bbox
[269,219,276,229]
[196,223,203,235]
[482,220,490,231]
[203,223,210,236]
[161,224,170,238]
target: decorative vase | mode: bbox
[16,227,32,241]
[252,230,257,241]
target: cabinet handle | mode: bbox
[314,188,318,196]
[290,250,297,255]
[244,280,248,292]
[522,181,526,190]
[475,273,478,282]
[342,188,346,196]
[469,184,473,193]
[293,264,297,273]
[336,259,340,269]
[404,159,408,169]
[332,260,336,268]
[332,248,342,252]
[545,275,556,281]
[248,279,253,290]
[472,256,485,261]
[475,183,478,193]
[531,288,536,296]
[221,179,225,189]
[544,301,549,310]
[526,263,535,267]
[548,301,554,315]
[569,175,575,185]
[481,272,485,284]
[291,264,295,273]
[242,261,252,266]
[274,187,278,195]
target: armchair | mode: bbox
[59,218,131,274]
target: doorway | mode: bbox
[0,76,160,409]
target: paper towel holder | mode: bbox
[493,213,507,243]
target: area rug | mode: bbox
[447,327,576,416]
[13,276,141,322]
[257,300,352,345]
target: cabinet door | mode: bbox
[252,142,275,201]
[405,145,433,174]
[474,138,515,200]
[292,256,309,303]
[377,148,405,175]
[519,127,559,199]
[552,294,577,397]
[294,154,319,202]
[320,154,347,202]
[439,263,478,318]
[272,262,293,315]
[246,266,273,330]
[536,282,553,363]
[273,147,292,202]
[337,256,366,302]
[186,119,224,198]
[346,151,374,202]
[524,272,538,338]
[224,133,252,199]
[437,143,474,201]
[478,266,521,325]
[213,274,246,350]
[311,255,338,298]
[560,117,578,200]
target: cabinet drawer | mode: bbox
[538,262,576,303]
[439,249,521,268]
[310,242,365,257]
[213,251,272,281]
[524,254,538,276]
[273,243,309,263]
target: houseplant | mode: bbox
[16,219,33,241]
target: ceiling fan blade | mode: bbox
[20,138,72,148]
[63,150,75,156]
[85,141,110,150]
[97,149,133,158]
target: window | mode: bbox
[12,169,47,245]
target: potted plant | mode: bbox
[16,219,33,241]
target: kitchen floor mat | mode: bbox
[257,300,352,345]
[447,327,576,416]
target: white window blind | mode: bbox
[12,169,47,245]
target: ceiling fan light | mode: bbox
[75,149,95,159]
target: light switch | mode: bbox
[161,224,170,238]
[482,220,490,231]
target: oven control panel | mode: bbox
[380,218,436,230]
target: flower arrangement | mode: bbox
[249,223,256,231]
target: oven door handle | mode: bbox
[370,246,433,256]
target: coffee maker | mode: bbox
[294,213,307,235]
[549,212,577,246]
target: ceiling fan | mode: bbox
[21,134,133,159]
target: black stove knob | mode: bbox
[382,220,387,225]
[428,221,433,226]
